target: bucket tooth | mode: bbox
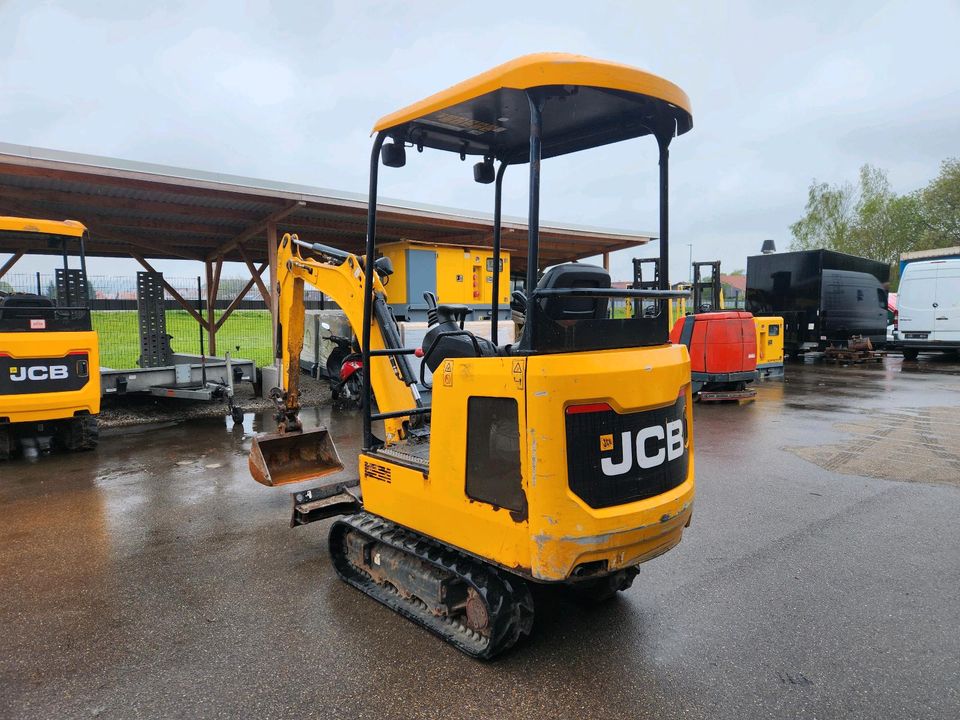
[249,427,344,487]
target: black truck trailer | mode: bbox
[746,249,890,356]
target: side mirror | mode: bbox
[381,141,406,168]
[473,158,495,184]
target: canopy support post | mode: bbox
[362,132,387,451]
[491,161,508,345]
[656,130,672,320]
[525,92,544,346]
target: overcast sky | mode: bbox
[2,0,959,283]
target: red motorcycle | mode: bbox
[320,322,364,409]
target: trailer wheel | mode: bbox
[62,415,99,452]
[902,348,919,361]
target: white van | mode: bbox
[896,258,960,359]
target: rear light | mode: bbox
[893,310,898,331]
[565,402,612,415]
[566,389,688,415]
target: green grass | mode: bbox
[92,310,273,368]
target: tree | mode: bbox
[0,280,13,294]
[789,164,945,289]
[919,158,960,247]
[789,179,856,252]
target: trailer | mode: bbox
[97,271,256,421]
[746,249,890,356]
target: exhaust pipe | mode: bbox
[249,427,344,487]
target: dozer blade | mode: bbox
[249,427,344,487]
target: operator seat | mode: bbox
[0,293,55,321]
[508,263,610,352]
[419,295,498,373]
[535,263,610,321]
[419,263,611,368]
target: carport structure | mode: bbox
[0,142,653,356]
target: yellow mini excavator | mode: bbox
[0,217,100,459]
[249,53,696,658]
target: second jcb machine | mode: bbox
[0,217,100,459]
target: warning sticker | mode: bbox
[600,434,614,452]
[512,360,523,389]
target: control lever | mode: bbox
[423,291,439,326]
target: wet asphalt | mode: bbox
[1,356,959,719]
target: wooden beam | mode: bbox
[0,196,213,262]
[602,252,610,271]
[0,184,267,223]
[212,258,223,306]
[267,222,279,367]
[237,243,271,311]
[93,230,207,261]
[215,263,267,330]
[0,161,297,206]
[130,253,210,330]
[208,201,304,260]
[205,259,217,355]
[0,250,25,281]
[92,216,236,236]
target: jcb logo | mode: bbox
[8,365,69,382]
[600,419,685,476]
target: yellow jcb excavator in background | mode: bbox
[249,53,696,658]
[0,217,100,460]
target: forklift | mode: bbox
[669,260,757,401]
[249,53,695,658]
[630,257,688,326]
[0,217,100,459]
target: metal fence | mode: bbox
[1,273,328,368]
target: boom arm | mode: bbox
[274,233,420,444]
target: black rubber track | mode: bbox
[0,428,10,461]
[62,415,99,452]
[329,512,534,659]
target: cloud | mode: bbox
[2,0,959,282]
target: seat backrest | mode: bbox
[537,263,610,321]
[0,293,55,320]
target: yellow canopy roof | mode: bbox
[0,216,87,238]
[373,53,692,162]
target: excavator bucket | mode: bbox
[249,428,344,487]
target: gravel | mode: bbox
[98,373,332,428]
